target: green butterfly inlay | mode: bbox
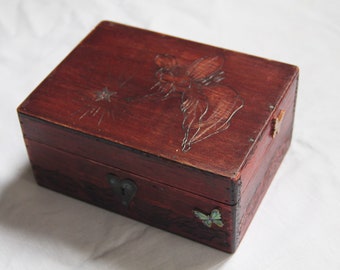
[193,209,224,228]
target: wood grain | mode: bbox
[26,139,236,253]
[18,21,298,178]
[17,21,299,253]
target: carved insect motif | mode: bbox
[148,54,244,152]
[193,209,224,228]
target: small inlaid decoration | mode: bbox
[78,87,117,126]
[193,209,224,228]
[95,86,117,102]
[146,54,244,152]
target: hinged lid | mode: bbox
[18,21,298,186]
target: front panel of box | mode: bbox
[25,138,237,253]
[18,114,240,205]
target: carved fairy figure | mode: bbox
[147,54,244,152]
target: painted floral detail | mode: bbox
[193,209,224,228]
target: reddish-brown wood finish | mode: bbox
[236,76,298,246]
[17,21,299,253]
[25,139,236,252]
[18,115,240,205]
[18,21,298,178]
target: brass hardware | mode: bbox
[272,110,286,138]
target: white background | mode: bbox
[1,0,339,269]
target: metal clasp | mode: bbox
[107,174,137,207]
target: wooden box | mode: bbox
[17,21,299,253]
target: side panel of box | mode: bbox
[235,74,298,246]
[24,138,237,253]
